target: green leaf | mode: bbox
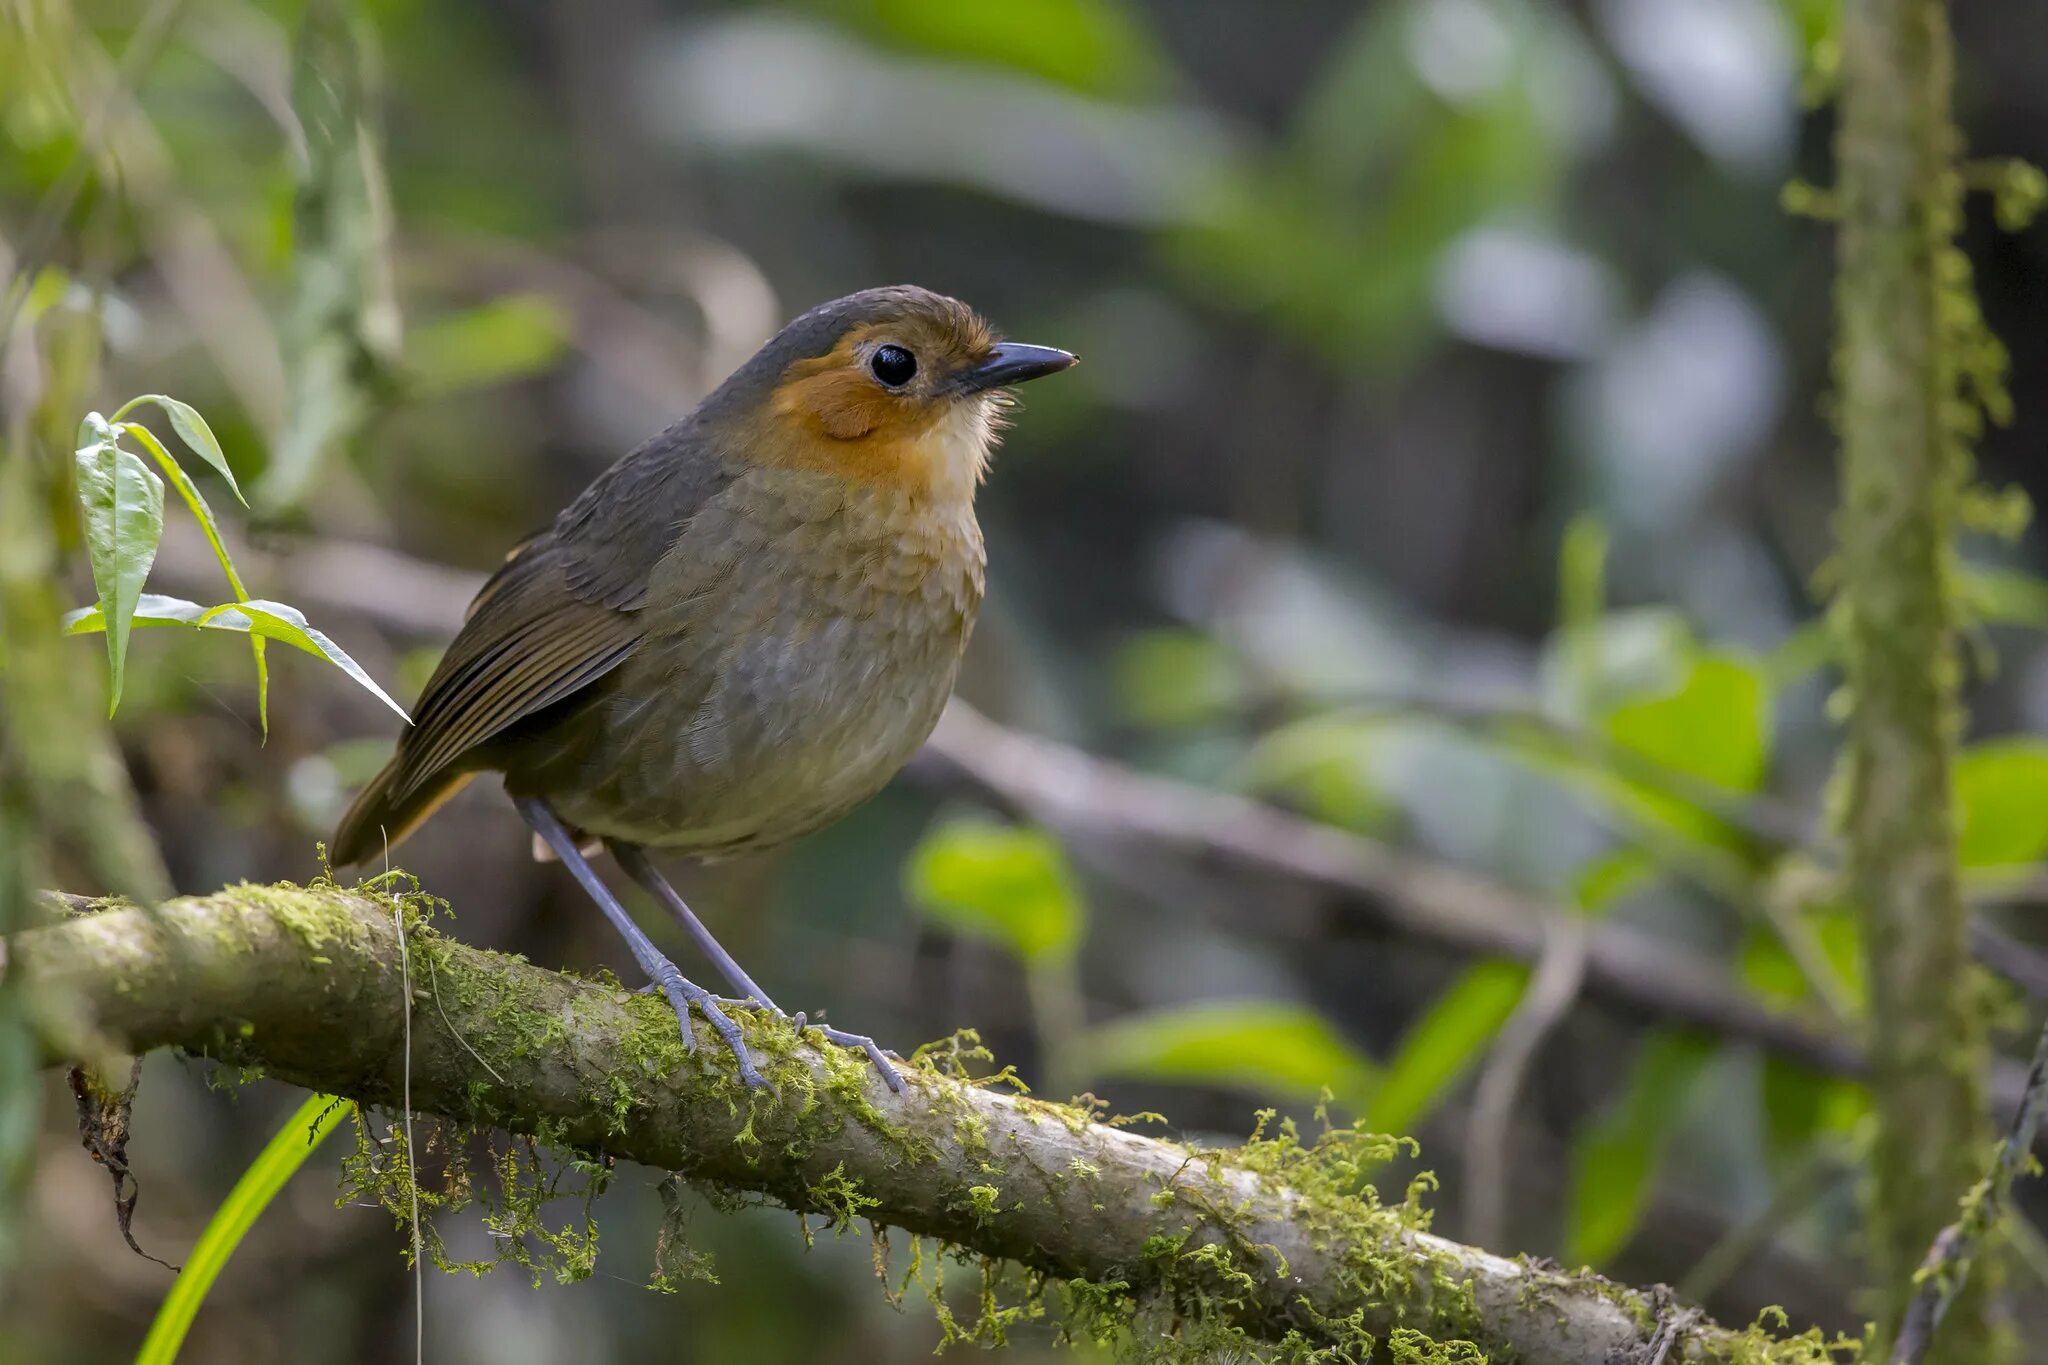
[1564,1032,1717,1266]
[1238,715,1390,833]
[198,599,410,723]
[1077,1000,1377,1108]
[119,424,249,599]
[906,818,1083,965]
[1366,960,1530,1135]
[1956,739,2048,871]
[74,424,167,716]
[117,394,244,504]
[64,594,216,633]
[119,420,268,739]
[1760,1056,1869,1172]
[134,1095,345,1365]
[253,636,270,740]
[1603,652,1769,792]
[1594,650,1770,847]
[1570,848,1654,916]
[823,0,1171,98]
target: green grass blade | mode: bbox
[134,1094,346,1365]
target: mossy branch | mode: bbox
[8,883,1852,1363]
[1830,0,2002,1358]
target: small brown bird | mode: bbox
[333,285,1075,1089]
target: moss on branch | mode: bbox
[9,882,1857,1363]
[1830,0,2005,1357]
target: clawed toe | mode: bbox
[659,987,899,1092]
[803,1020,903,1093]
[648,971,767,1090]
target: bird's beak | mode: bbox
[954,342,1078,394]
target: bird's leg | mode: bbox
[607,843,776,1006]
[515,799,764,1089]
[608,840,903,1094]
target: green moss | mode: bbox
[337,1104,612,1287]
[1722,1308,1863,1364]
[799,1162,880,1242]
[649,1173,720,1291]
[1387,1329,1488,1364]
[271,885,1848,1363]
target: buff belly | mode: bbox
[500,476,984,855]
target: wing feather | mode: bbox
[371,429,739,808]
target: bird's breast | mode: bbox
[545,472,985,850]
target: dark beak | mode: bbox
[956,342,1078,394]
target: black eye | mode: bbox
[870,344,918,387]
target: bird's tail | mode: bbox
[330,760,473,869]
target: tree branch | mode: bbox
[9,884,1842,1363]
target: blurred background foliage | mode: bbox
[4,0,2048,1360]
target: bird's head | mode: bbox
[723,285,1076,503]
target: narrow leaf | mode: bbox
[123,394,244,504]
[253,636,270,739]
[121,424,249,599]
[74,436,166,715]
[122,421,268,740]
[134,1095,345,1365]
[199,599,410,722]
[64,594,214,634]
[1367,960,1529,1134]
[1563,1032,1717,1265]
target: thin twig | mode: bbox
[1647,1307,1704,1365]
[1462,913,1589,1250]
[1889,1009,2048,1364]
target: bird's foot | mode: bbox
[815,1025,904,1094]
[702,999,903,1093]
[645,965,766,1090]
[787,1010,904,1094]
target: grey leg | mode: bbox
[608,841,903,1094]
[516,799,764,1089]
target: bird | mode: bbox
[331,284,1076,1091]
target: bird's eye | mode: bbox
[870,344,918,388]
